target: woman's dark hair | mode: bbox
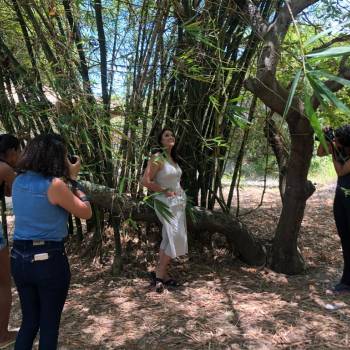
[152,127,178,162]
[17,133,69,177]
[0,134,19,156]
[335,124,350,147]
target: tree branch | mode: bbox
[245,76,303,119]
[288,0,319,17]
[310,35,350,53]
[81,181,267,266]
[273,0,319,33]
[235,0,268,37]
[257,0,319,78]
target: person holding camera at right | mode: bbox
[317,125,350,293]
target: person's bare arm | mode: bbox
[0,163,16,196]
[141,154,175,196]
[331,144,350,177]
[317,142,333,157]
[47,178,92,219]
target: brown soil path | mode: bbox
[8,184,350,349]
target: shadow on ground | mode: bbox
[8,184,350,349]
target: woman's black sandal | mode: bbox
[164,278,179,287]
[149,271,177,290]
[149,271,156,286]
[155,278,164,293]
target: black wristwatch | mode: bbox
[68,179,85,192]
[68,179,90,202]
[77,195,90,202]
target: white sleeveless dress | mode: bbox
[154,160,188,258]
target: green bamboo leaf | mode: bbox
[316,79,350,113]
[307,73,350,114]
[142,193,174,224]
[118,176,126,195]
[228,96,244,103]
[309,70,350,88]
[306,73,327,109]
[306,46,350,59]
[181,72,212,83]
[304,27,334,47]
[229,105,246,114]
[227,113,250,129]
[124,217,138,230]
[153,199,174,224]
[305,20,350,47]
[204,136,229,150]
[282,69,302,119]
[209,95,220,113]
[220,66,240,72]
[304,94,328,152]
[226,103,250,129]
[184,22,223,51]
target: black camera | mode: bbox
[315,128,335,142]
[68,154,78,164]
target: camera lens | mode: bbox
[68,154,78,164]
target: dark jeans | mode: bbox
[11,240,71,350]
[334,187,350,285]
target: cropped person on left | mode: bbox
[0,134,20,349]
[11,134,92,350]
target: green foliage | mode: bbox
[306,46,350,59]
[241,156,278,179]
[142,193,174,224]
[282,69,302,120]
[309,153,336,184]
[279,14,350,159]
[1,0,349,209]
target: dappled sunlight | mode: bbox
[8,184,350,349]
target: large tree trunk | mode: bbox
[271,113,315,273]
[243,0,319,274]
[82,181,267,266]
[245,79,316,274]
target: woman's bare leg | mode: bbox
[156,249,171,279]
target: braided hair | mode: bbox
[17,134,69,177]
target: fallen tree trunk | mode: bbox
[81,181,267,266]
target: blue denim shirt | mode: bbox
[13,171,69,241]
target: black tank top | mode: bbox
[335,148,350,189]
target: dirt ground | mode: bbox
[7,183,350,349]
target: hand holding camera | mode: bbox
[316,126,350,164]
[315,126,335,143]
[67,154,81,180]
[323,126,335,143]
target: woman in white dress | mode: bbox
[142,128,188,292]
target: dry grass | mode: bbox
[8,183,350,349]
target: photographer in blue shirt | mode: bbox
[11,134,92,350]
